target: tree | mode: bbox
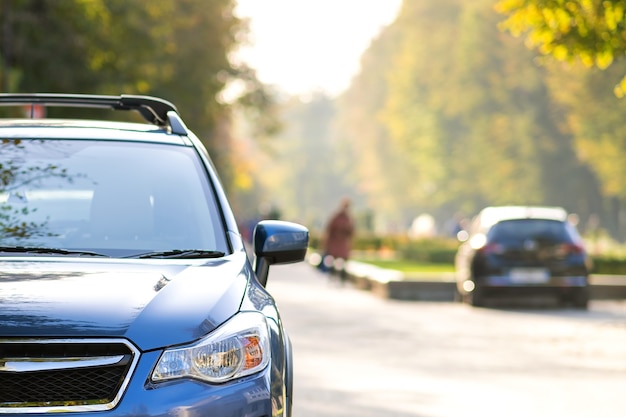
[495,0,626,95]
[0,0,276,194]
[335,19,407,230]
[0,139,75,239]
[332,0,604,233]
[259,95,349,229]
[496,0,626,233]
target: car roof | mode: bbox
[477,206,568,229]
[0,119,190,146]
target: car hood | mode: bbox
[0,253,249,351]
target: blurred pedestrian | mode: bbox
[321,198,355,283]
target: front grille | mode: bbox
[0,339,139,413]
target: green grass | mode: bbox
[351,257,455,274]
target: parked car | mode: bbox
[455,205,591,308]
[0,93,308,417]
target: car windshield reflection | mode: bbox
[0,139,228,257]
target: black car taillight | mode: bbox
[555,242,585,256]
[477,242,504,255]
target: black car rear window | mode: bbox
[487,219,572,243]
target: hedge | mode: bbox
[310,233,626,275]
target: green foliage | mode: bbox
[231,0,626,241]
[0,0,277,194]
[546,60,626,204]
[495,0,626,96]
[334,0,603,232]
[354,251,626,276]
[0,139,71,239]
[351,234,626,276]
[591,255,626,274]
[350,258,455,274]
[308,232,399,253]
[315,234,460,265]
[235,94,356,227]
[396,238,460,265]
[334,19,407,220]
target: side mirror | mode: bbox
[253,220,309,286]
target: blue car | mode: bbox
[0,94,308,417]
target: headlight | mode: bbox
[151,312,271,384]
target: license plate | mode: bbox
[509,268,550,284]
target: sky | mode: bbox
[234,0,403,97]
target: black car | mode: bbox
[455,206,591,308]
[0,93,308,417]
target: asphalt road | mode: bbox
[266,262,626,417]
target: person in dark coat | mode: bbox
[321,198,355,282]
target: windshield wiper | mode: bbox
[0,246,109,257]
[127,249,226,259]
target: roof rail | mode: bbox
[0,93,188,135]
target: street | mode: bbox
[266,262,626,417]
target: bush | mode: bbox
[348,235,459,265]
[396,237,460,264]
[591,256,626,275]
[312,232,626,274]
[310,232,408,252]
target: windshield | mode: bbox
[0,139,228,257]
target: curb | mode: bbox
[342,260,626,302]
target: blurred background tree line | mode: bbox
[261,0,626,243]
[2,0,626,243]
[0,0,276,197]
